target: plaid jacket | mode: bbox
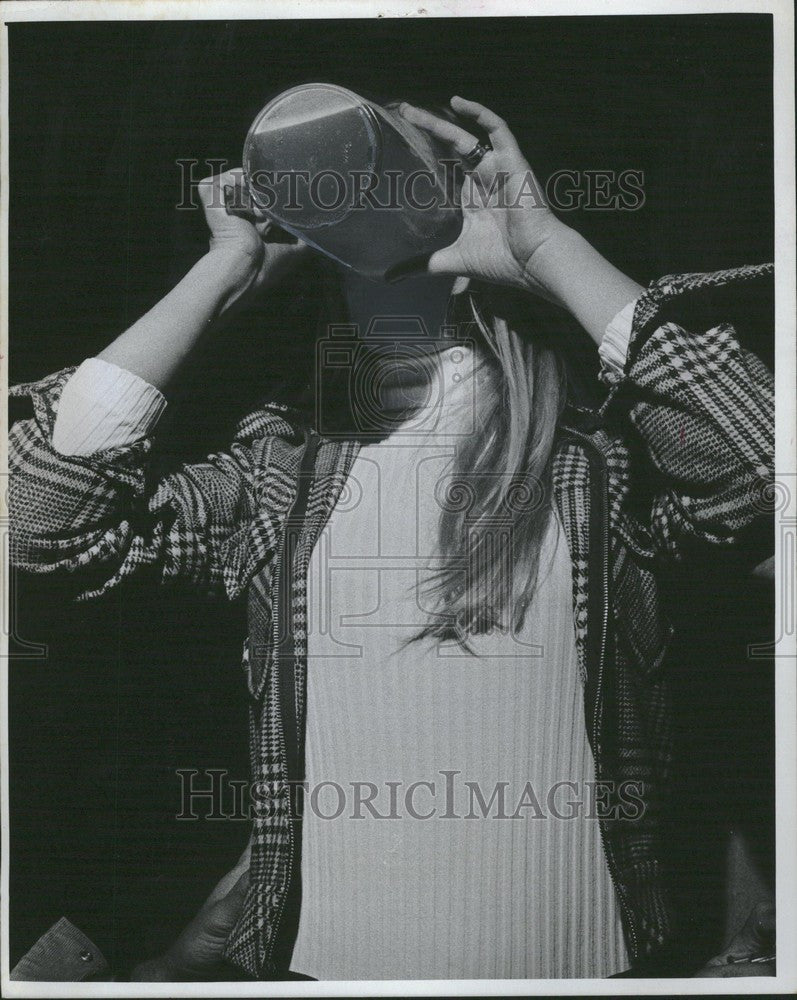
[9,263,774,978]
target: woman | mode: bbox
[9,97,774,980]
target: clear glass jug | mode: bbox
[241,83,463,282]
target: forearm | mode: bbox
[98,246,257,391]
[524,222,643,347]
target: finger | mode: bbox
[209,870,251,928]
[427,240,467,277]
[223,869,250,905]
[733,901,776,953]
[198,168,245,213]
[449,96,520,154]
[694,960,775,978]
[198,168,243,192]
[398,103,478,157]
[224,180,256,220]
[704,901,776,970]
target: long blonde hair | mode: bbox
[311,262,568,644]
[418,285,567,643]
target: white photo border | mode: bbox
[1,1,794,996]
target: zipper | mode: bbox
[262,432,358,975]
[263,549,293,976]
[560,425,640,961]
[263,429,320,975]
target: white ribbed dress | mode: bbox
[290,351,629,980]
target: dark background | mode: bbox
[8,15,774,973]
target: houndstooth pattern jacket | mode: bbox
[9,263,774,978]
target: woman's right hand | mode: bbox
[94,169,309,389]
[197,168,309,304]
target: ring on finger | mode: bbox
[461,140,492,169]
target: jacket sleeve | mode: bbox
[600,263,774,564]
[8,366,268,600]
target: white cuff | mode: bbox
[598,298,637,379]
[52,357,166,456]
[10,917,110,982]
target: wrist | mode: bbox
[201,244,264,316]
[519,223,644,347]
[205,244,260,290]
[518,219,582,301]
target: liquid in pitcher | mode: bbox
[243,84,463,282]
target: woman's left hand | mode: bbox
[129,869,249,981]
[693,901,776,978]
[399,97,568,294]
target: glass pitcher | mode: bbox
[241,83,463,282]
